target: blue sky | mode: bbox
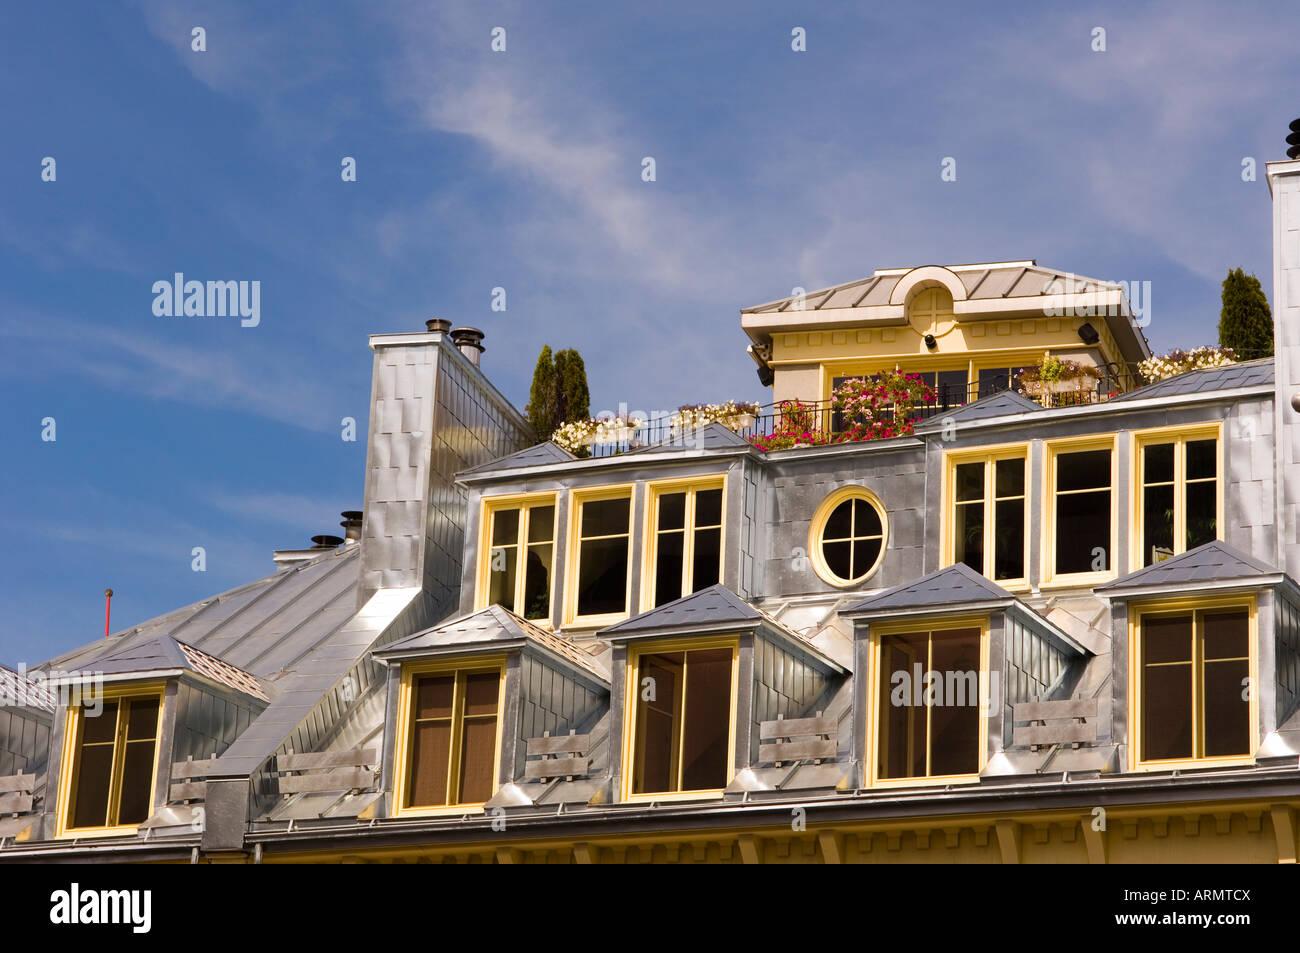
[1,0,1296,665]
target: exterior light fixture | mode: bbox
[1078,323,1100,345]
[923,333,937,350]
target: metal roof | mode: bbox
[0,665,56,713]
[79,634,270,701]
[1107,358,1275,403]
[843,562,1014,615]
[459,441,575,477]
[376,604,610,684]
[1094,540,1282,593]
[624,422,754,456]
[741,262,1120,314]
[913,390,1041,429]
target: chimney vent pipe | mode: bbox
[310,534,344,550]
[425,317,452,334]
[450,326,486,366]
[340,510,363,542]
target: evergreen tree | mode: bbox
[1218,268,1274,359]
[526,345,557,441]
[554,349,590,425]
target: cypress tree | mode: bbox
[526,345,558,441]
[1218,268,1273,359]
[554,349,590,424]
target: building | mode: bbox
[2,145,1300,865]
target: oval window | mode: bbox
[809,488,887,586]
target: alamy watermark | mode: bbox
[152,273,260,327]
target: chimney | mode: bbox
[340,510,363,542]
[1268,117,1300,574]
[450,326,485,366]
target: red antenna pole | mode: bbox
[104,588,113,638]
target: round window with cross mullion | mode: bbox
[810,487,888,587]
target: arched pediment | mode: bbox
[888,265,968,306]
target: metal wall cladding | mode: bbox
[750,636,831,761]
[1004,613,1068,706]
[763,447,928,602]
[0,708,49,778]
[1275,589,1300,726]
[513,653,606,779]
[172,681,262,765]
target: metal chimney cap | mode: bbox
[450,326,486,350]
[425,318,453,333]
[1289,118,1300,159]
[310,534,345,549]
[340,510,363,520]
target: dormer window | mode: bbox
[60,688,162,835]
[1134,426,1221,568]
[628,642,737,796]
[566,486,635,626]
[479,495,557,621]
[644,479,725,610]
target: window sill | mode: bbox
[622,789,726,805]
[58,824,142,840]
[1038,571,1116,590]
[1131,756,1256,773]
[390,803,489,819]
[868,773,982,789]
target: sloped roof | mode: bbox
[914,390,1040,429]
[0,665,56,713]
[1095,541,1282,594]
[843,562,1014,616]
[459,441,575,476]
[1107,358,1274,403]
[86,634,270,701]
[600,584,763,636]
[625,421,753,455]
[376,604,609,684]
[741,262,1119,313]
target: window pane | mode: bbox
[1142,483,1175,566]
[408,721,451,807]
[993,498,1024,580]
[955,462,983,503]
[1055,489,1110,573]
[491,508,519,547]
[1058,449,1110,492]
[852,538,882,579]
[878,634,927,780]
[577,537,628,615]
[1143,443,1175,484]
[994,458,1024,498]
[1186,480,1217,550]
[117,738,157,825]
[680,648,733,791]
[654,530,684,607]
[81,700,118,745]
[954,501,984,574]
[1187,439,1216,481]
[457,715,498,804]
[824,500,853,540]
[928,628,981,776]
[657,493,686,531]
[852,499,882,538]
[937,370,969,405]
[1143,615,1193,664]
[582,497,629,537]
[977,367,1010,397]
[415,675,454,719]
[633,654,681,794]
[488,543,517,609]
[462,672,499,717]
[1202,610,1248,660]
[822,540,852,580]
[126,698,159,740]
[695,488,723,527]
[522,542,552,620]
[526,505,554,543]
[692,527,722,592]
[71,741,114,829]
[1143,663,1193,761]
[1203,658,1250,757]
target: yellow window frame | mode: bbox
[55,682,165,839]
[639,475,727,612]
[941,442,1030,590]
[620,636,739,803]
[391,657,507,817]
[808,486,889,588]
[1041,433,1119,588]
[564,484,636,628]
[1129,423,1224,571]
[475,491,559,624]
[865,616,990,787]
[1128,594,1257,772]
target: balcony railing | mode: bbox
[587,367,1142,457]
